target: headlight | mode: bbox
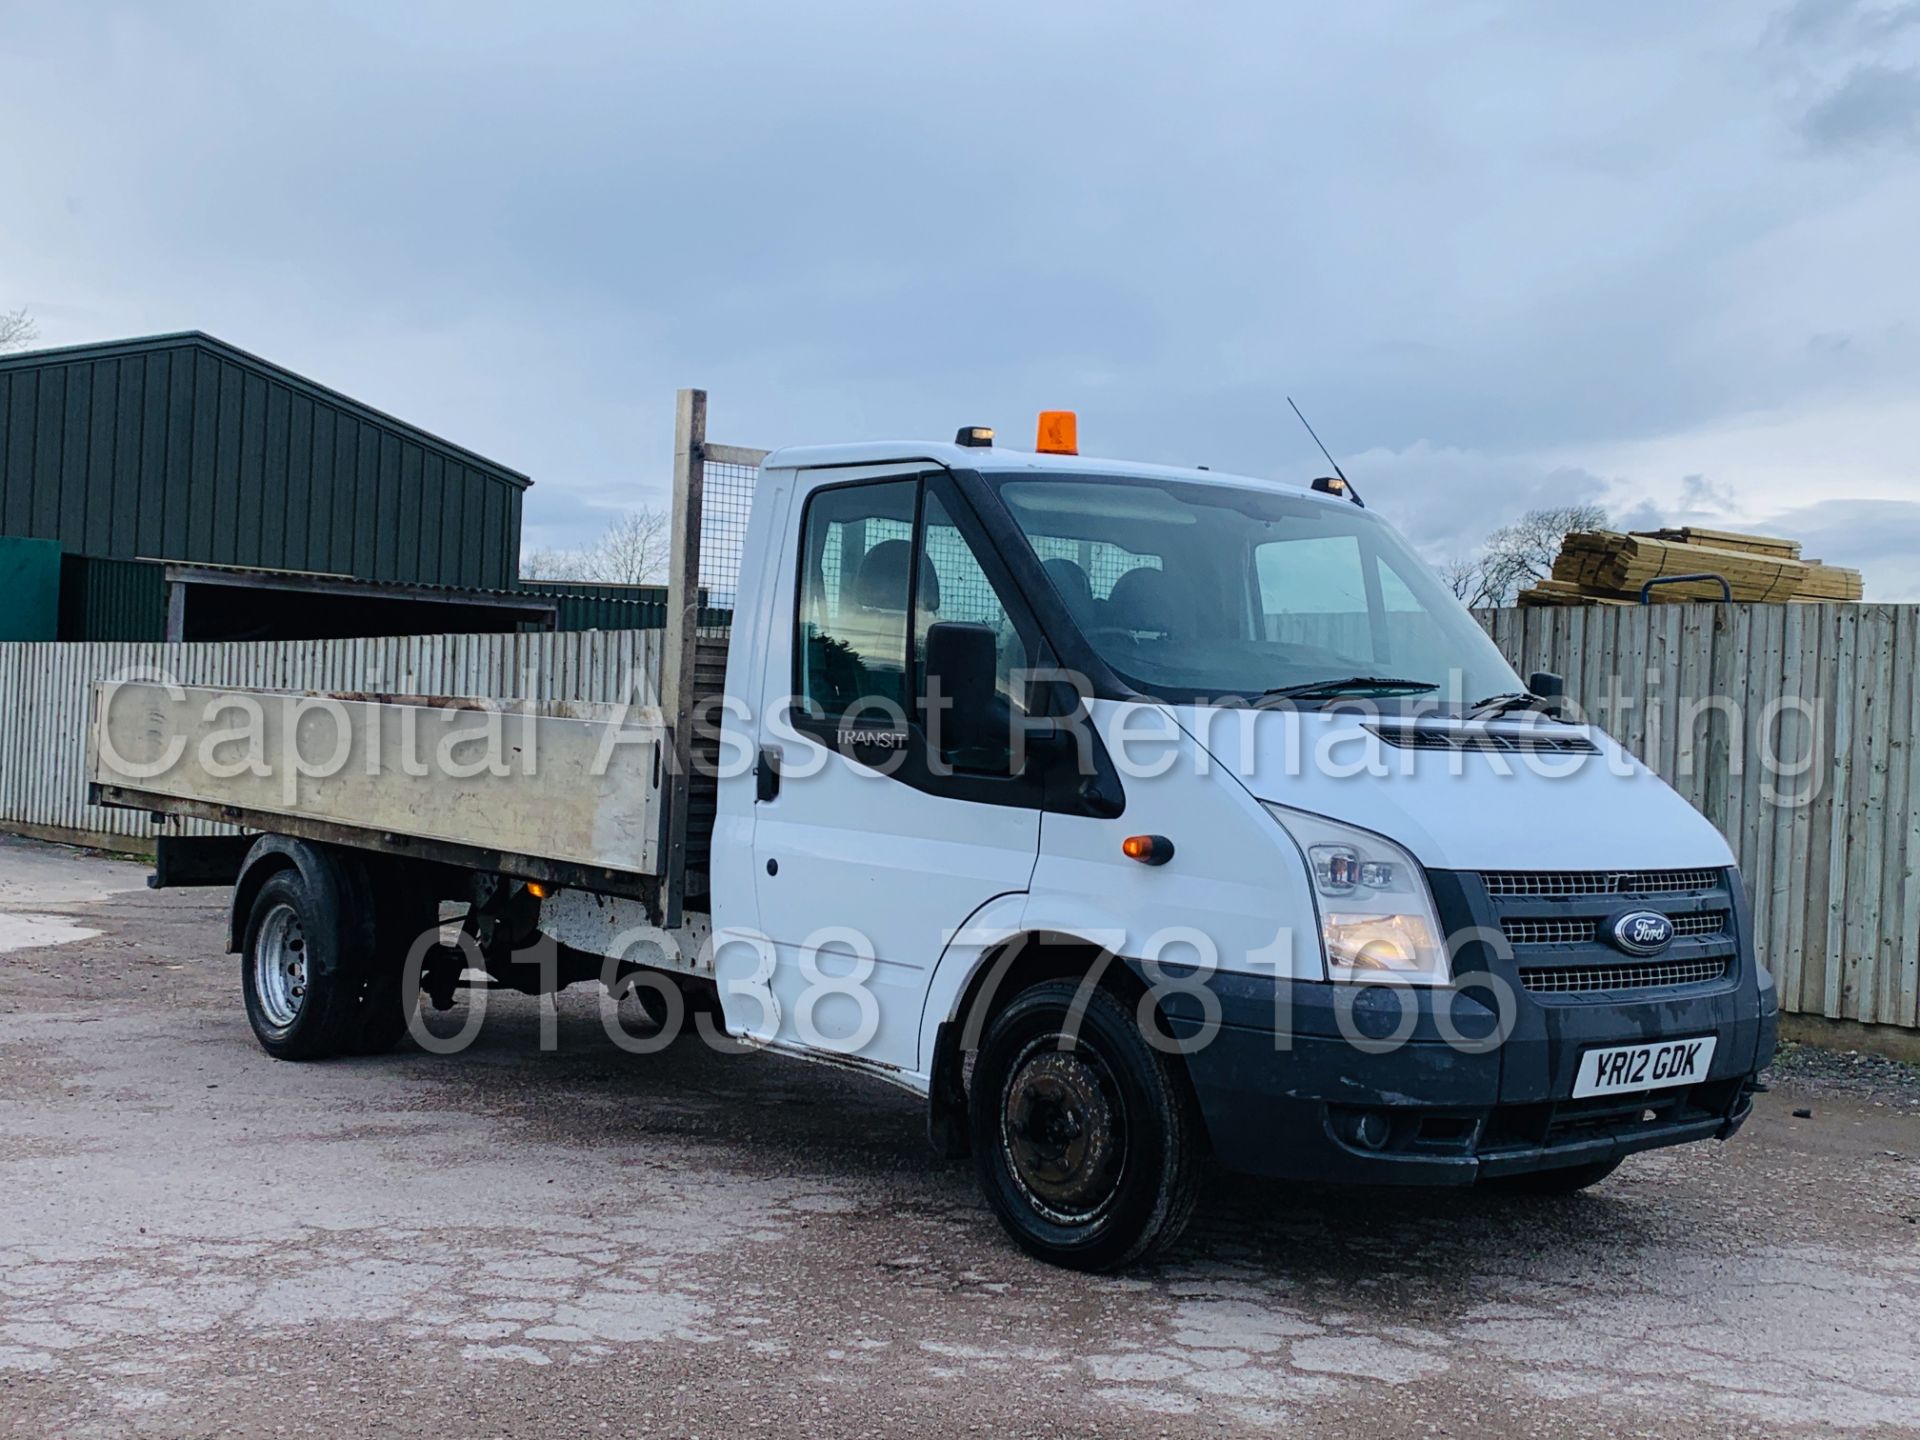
[1263,803,1450,986]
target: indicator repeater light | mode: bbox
[1036,410,1079,455]
[1122,834,1174,866]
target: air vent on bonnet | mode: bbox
[1364,723,1599,755]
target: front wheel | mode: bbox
[970,980,1203,1271]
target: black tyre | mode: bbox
[1481,1157,1622,1195]
[338,887,434,1057]
[341,973,417,1056]
[241,869,359,1061]
[970,979,1203,1271]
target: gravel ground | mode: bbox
[1766,1040,1920,1115]
[2,834,1918,1439]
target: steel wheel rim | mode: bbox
[999,1031,1127,1227]
[254,903,309,1030]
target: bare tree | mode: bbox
[1445,503,1609,608]
[520,506,672,586]
[520,547,587,582]
[583,508,671,585]
[1438,555,1484,605]
[0,307,39,353]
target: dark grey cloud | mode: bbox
[1347,446,1613,563]
[1677,473,1740,514]
[1754,498,1920,598]
[1799,64,1920,150]
[1773,0,1920,46]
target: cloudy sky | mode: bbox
[5,1,1920,593]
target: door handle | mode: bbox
[756,746,782,803]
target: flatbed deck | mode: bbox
[88,681,666,902]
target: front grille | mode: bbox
[1519,957,1731,993]
[1481,867,1721,898]
[1368,724,1599,755]
[1670,910,1729,937]
[1502,909,1728,946]
[1503,916,1597,945]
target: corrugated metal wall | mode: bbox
[0,630,662,847]
[523,581,672,607]
[517,582,734,633]
[58,554,167,641]
[0,333,528,589]
[522,581,670,632]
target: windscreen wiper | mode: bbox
[1466,691,1549,720]
[1253,676,1438,708]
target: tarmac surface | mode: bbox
[2,834,1917,1438]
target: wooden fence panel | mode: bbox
[1479,601,1919,1030]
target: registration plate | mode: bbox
[1572,1036,1717,1098]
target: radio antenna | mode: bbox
[1287,396,1363,506]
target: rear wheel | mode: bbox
[970,980,1202,1271]
[241,869,357,1060]
[339,886,434,1056]
[340,973,418,1056]
[1481,1157,1622,1195]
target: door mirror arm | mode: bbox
[1014,717,1074,771]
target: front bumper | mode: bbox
[1149,866,1778,1186]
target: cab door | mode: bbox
[740,466,1045,1072]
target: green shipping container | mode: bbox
[0,535,61,640]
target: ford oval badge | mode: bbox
[1611,910,1675,956]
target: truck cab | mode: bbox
[707,423,1776,1267]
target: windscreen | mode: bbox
[992,473,1522,708]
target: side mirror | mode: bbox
[1528,670,1566,719]
[925,621,1000,758]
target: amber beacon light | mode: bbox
[1122,834,1174,866]
[1035,410,1079,455]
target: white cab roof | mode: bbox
[757,440,1349,510]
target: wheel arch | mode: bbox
[920,907,1197,1161]
[226,835,374,967]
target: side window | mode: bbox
[916,488,1032,772]
[796,480,919,724]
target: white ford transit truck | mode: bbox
[90,393,1778,1270]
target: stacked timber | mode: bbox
[1516,527,1863,606]
[1789,560,1869,600]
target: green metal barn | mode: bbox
[0,332,534,639]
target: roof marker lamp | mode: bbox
[1036,410,1078,455]
[1263,804,1449,986]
